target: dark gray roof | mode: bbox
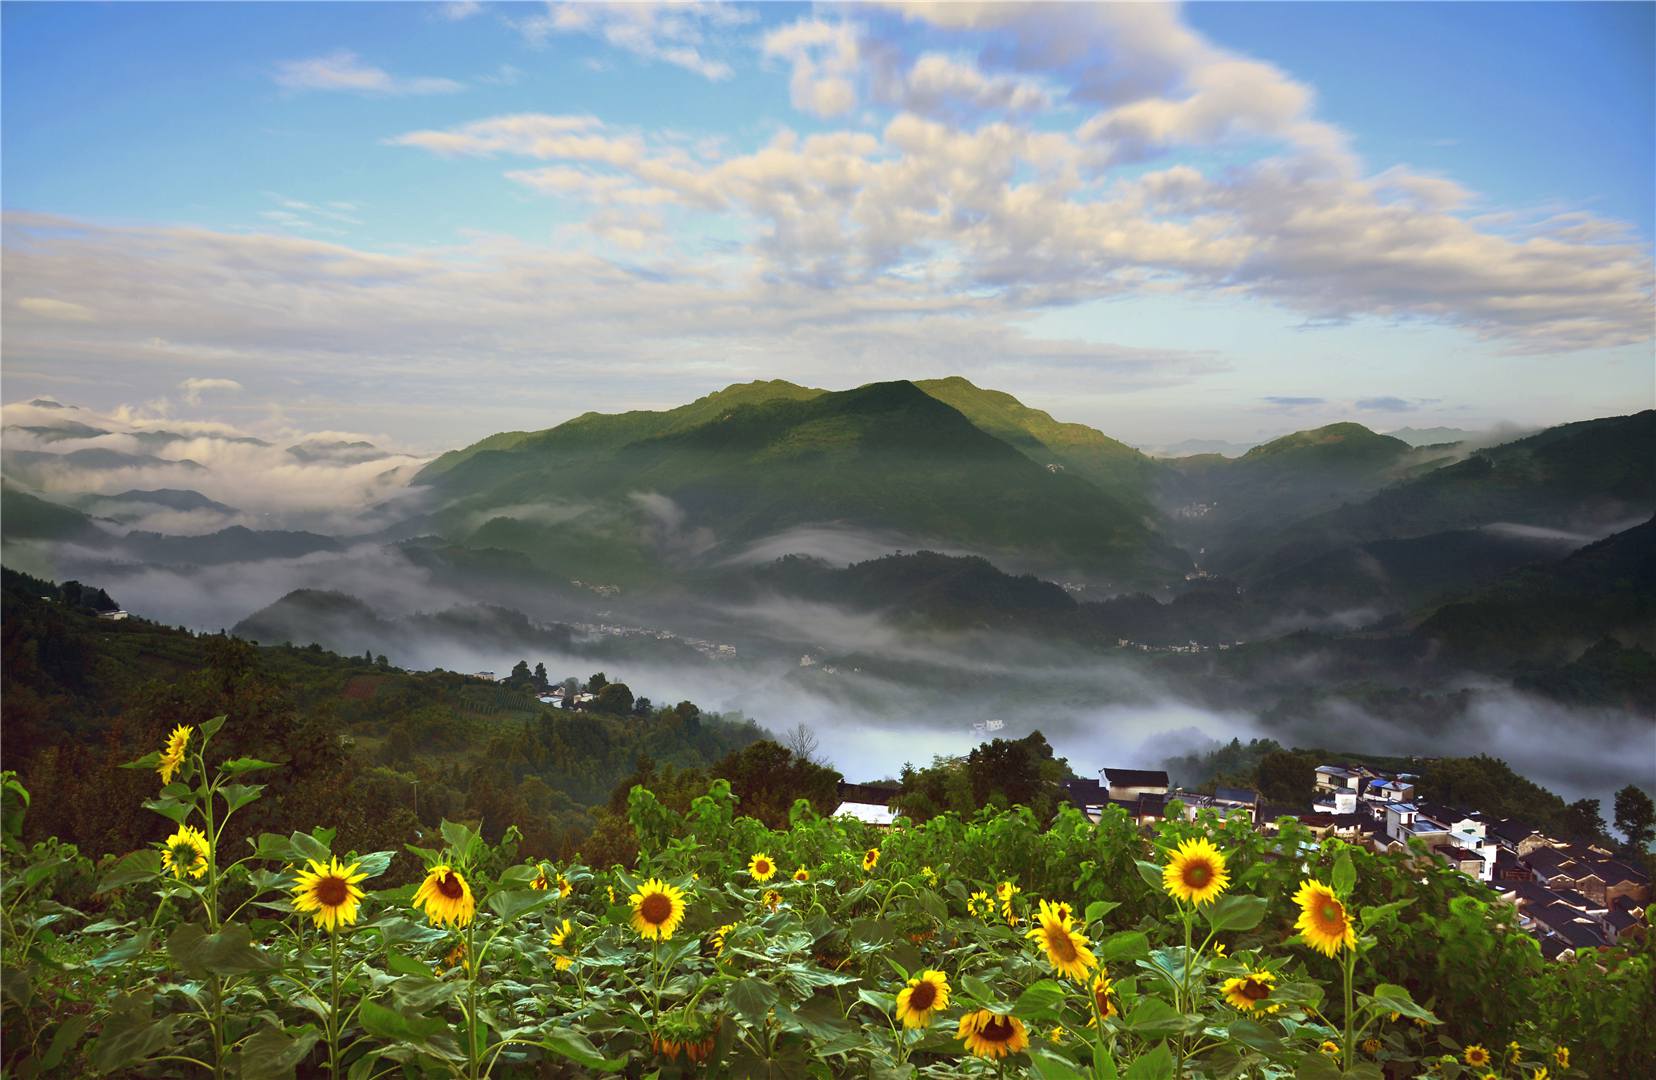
[1522,848,1575,877]
[1537,934,1569,960]
[1550,888,1602,911]
[1490,818,1542,845]
[1606,909,1641,931]
[1102,768,1169,787]
[1214,786,1259,805]
[1591,859,1650,886]
[1500,880,1557,906]
[1552,920,1606,950]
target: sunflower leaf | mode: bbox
[1084,900,1119,926]
[97,850,161,893]
[486,888,555,924]
[1028,1047,1089,1080]
[1331,850,1356,897]
[1135,859,1165,892]
[1121,1040,1174,1080]
[537,1029,624,1072]
[1013,979,1067,1020]
[219,783,264,813]
[1203,894,1267,933]
[289,830,330,864]
[141,796,191,825]
[728,977,780,1023]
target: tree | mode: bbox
[712,740,842,828]
[595,682,634,715]
[1255,750,1316,805]
[1613,785,1655,854]
[588,672,608,692]
[1561,798,1607,843]
[533,662,549,692]
[632,696,652,716]
[374,654,389,670]
[783,721,821,764]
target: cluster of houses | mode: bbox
[830,761,1649,962]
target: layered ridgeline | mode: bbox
[413,379,1186,587]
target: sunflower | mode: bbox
[894,969,950,1028]
[1363,1038,1382,1056]
[1553,1046,1569,1069]
[1320,1041,1341,1056]
[1508,1042,1522,1064]
[862,847,880,872]
[747,853,777,882]
[1293,879,1356,957]
[999,882,1022,925]
[967,889,992,918]
[1162,837,1230,905]
[921,865,937,886]
[161,824,210,879]
[549,917,576,970]
[1464,1046,1491,1068]
[530,865,552,890]
[606,884,616,905]
[557,873,572,898]
[412,865,475,927]
[1220,970,1280,1014]
[436,941,469,975]
[1533,1069,1549,1080]
[1025,898,1097,981]
[762,888,782,912]
[709,922,737,957]
[1087,973,1118,1026]
[957,1010,1029,1060]
[793,866,810,882]
[629,878,687,941]
[291,857,367,931]
[157,724,192,786]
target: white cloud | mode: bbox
[894,53,1052,119]
[16,297,94,322]
[178,377,243,405]
[274,51,463,96]
[763,19,862,118]
[513,1,750,81]
[439,1,482,20]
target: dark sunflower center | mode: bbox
[315,875,349,906]
[1183,861,1212,886]
[755,860,770,874]
[640,892,673,924]
[908,981,938,1012]
[1241,978,1271,1001]
[437,872,465,899]
[979,1017,1015,1043]
[1045,923,1079,962]
[1095,988,1113,1013]
[1319,901,1343,928]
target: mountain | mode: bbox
[5,447,205,472]
[912,376,1159,514]
[1230,411,1655,580]
[3,420,109,442]
[1385,426,1485,447]
[1158,422,1417,567]
[1142,438,1259,458]
[74,488,239,520]
[0,487,107,544]
[119,525,341,565]
[1414,515,1656,666]
[415,379,1188,586]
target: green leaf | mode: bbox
[88,999,178,1074]
[1359,898,1414,930]
[200,714,228,739]
[1368,982,1435,1023]
[1225,1017,1283,1053]
[167,922,278,976]
[959,973,996,1003]
[118,751,163,772]
[288,830,331,864]
[1122,1041,1174,1080]
[141,795,192,825]
[97,850,161,892]
[220,784,265,813]
[728,978,780,1023]
[439,819,478,861]
[238,1024,321,1080]
[1014,979,1068,1020]
[1293,1052,1344,1079]
[386,951,433,979]
[37,1014,91,1073]
[350,850,395,879]
[1135,859,1166,892]
[1124,997,1186,1037]
[1098,930,1149,963]
[1203,894,1268,933]
[1083,900,1120,926]
[220,757,281,776]
[1028,1047,1088,1080]
[537,1029,625,1072]
[358,999,450,1042]
[1332,849,1356,897]
[486,888,554,924]
[88,930,153,970]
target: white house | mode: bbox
[834,801,898,828]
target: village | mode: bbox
[832,761,1650,963]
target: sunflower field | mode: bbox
[2,716,1650,1078]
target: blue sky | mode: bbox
[3,1,1651,452]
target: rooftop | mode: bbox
[1101,768,1169,787]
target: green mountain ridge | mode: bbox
[415,379,1188,585]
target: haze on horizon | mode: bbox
[2,1,1653,455]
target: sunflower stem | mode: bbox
[327,929,341,1077]
[1342,946,1355,1072]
